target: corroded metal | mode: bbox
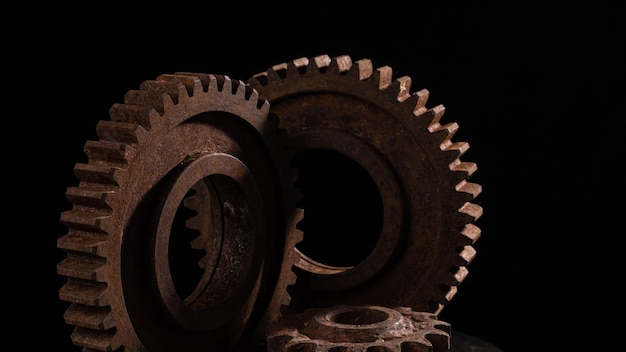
[57,74,302,351]
[267,305,451,352]
[248,54,483,316]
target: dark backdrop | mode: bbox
[18,4,623,351]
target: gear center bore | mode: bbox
[292,149,383,268]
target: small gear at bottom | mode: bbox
[267,305,451,352]
[57,73,301,351]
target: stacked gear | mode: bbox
[57,55,485,351]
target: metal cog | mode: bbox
[57,73,302,351]
[267,305,451,352]
[248,54,483,315]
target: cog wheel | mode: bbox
[248,54,483,315]
[267,305,451,352]
[57,73,302,351]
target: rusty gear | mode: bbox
[267,305,451,352]
[248,54,483,315]
[57,73,302,351]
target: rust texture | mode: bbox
[248,54,482,316]
[267,305,451,352]
[57,74,302,351]
[57,54,489,351]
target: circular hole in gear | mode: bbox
[331,308,389,325]
[292,149,383,267]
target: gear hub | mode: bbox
[57,73,302,351]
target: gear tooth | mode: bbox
[157,73,205,98]
[460,202,483,222]
[312,54,332,70]
[109,103,157,131]
[423,104,446,129]
[249,71,270,88]
[124,89,168,115]
[374,65,394,89]
[57,255,106,281]
[57,232,107,255]
[328,54,353,74]
[461,223,481,243]
[408,88,430,116]
[59,279,108,306]
[64,303,115,330]
[450,160,478,177]
[139,79,190,105]
[64,186,114,210]
[96,120,142,145]
[83,140,135,166]
[269,62,290,80]
[287,57,310,76]
[60,209,108,232]
[352,58,374,80]
[458,245,477,265]
[174,72,214,93]
[244,83,260,102]
[392,75,413,102]
[213,74,233,93]
[73,163,122,187]
[232,78,248,98]
[70,326,117,351]
[455,180,481,199]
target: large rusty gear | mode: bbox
[248,54,483,315]
[57,73,302,351]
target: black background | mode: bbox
[14,3,623,351]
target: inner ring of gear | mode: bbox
[288,130,404,291]
[57,74,301,351]
[248,54,483,315]
[152,153,264,332]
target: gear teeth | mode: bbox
[460,202,483,222]
[57,254,106,281]
[72,163,122,186]
[461,223,482,243]
[373,65,394,90]
[57,232,107,254]
[123,86,182,115]
[108,103,158,131]
[456,180,481,198]
[70,327,117,351]
[248,54,483,316]
[450,160,478,177]
[393,76,413,102]
[59,278,107,305]
[95,120,143,145]
[64,303,114,330]
[155,73,204,97]
[83,140,136,166]
[351,58,374,80]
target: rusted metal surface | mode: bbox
[57,54,492,351]
[57,74,301,351]
[248,54,483,316]
[267,305,451,352]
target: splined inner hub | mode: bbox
[152,153,264,332]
